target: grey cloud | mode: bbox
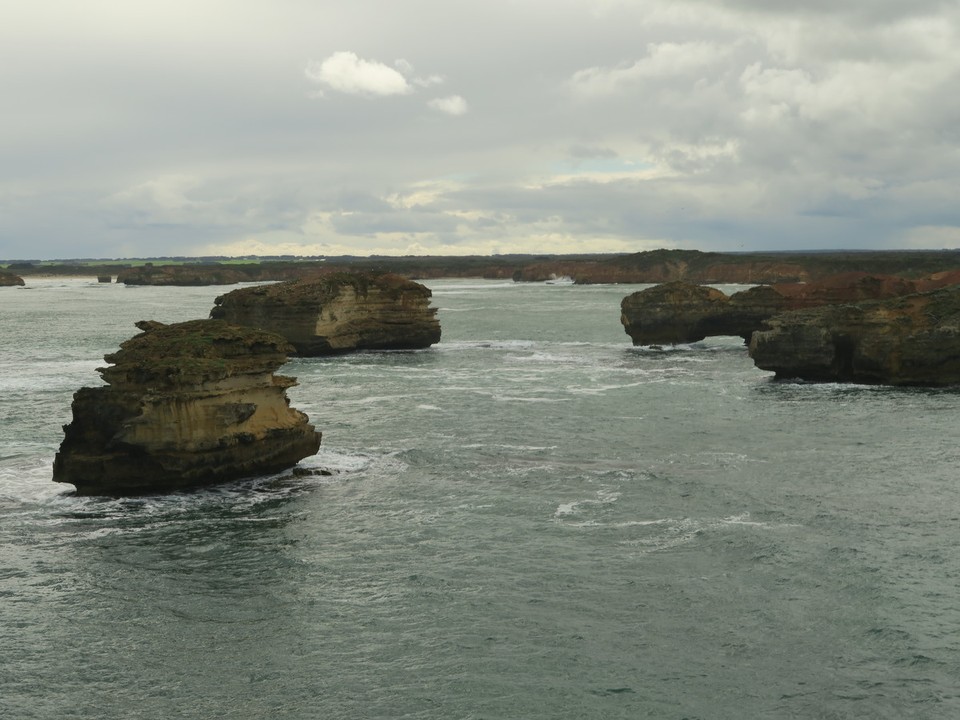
[2,0,959,258]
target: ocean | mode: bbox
[1,277,959,719]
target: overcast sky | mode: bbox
[3,0,960,259]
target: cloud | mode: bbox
[569,41,730,97]
[904,225,960,249]
[305,51,412,97]
[395,59,445,87]
[4,0,960,259]
[427,95,468,116]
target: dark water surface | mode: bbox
[2,278,959,719]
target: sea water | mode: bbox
[1,278,959,719]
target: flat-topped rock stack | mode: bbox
[620,272,959,346]
[53,319,321,495]
[210,272,441,355]
[749,285,960,386]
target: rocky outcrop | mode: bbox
[620,282,736,344]
[53,319,321,495]
[117,264,251,286]
[749,285,960,386]
[620,273,953,346]
[210,272,441,355]
[0,271,25,286]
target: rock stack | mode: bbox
[53,319,321,495]
[749,285,960,386]
[210,272,441,355]
[0,271,25,286]
[620,273,956,346]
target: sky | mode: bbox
[3,0,960,260]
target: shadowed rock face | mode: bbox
[0,271,25,286]
[210,272,441,355]
[620,273,957,346]
[749,285,960,385]
[53,319,321,496]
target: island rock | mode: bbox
[0,271,25,286]
[117,264,251,286]
[749,285,960,385]
[620,282,733,344]
[53,319,321,495]
[210,272,441,355]
[620,273,948,346]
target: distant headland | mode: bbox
[5,248,960,286]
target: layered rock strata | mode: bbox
[749,285,960,385]
[53,319,321,495]
[210,272,441,355]
[621,273,958,346]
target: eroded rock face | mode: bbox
[53,319,321,495]
[0,271,25,286]
[210,272,441,355]
[620,273,950,346]
[620,282,733,344]
[749,286,960,385]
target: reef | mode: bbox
[210,272,441,355]
[749,285,960,386]
[53,319,321,495]
[620,272,959,346]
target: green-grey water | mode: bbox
[2,278,959,719]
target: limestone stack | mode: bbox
[210,272,441,355]
[749,285,960,385]
[53,319,321,495]
[620,273,958,346]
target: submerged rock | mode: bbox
[749,285,960,385]
[0,271,25,286]
[53,319,321,495]
[210,272,441,355]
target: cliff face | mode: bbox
[211,272,441,355]
[516,249,960,284]
[0,271,25,286]
[53,319,321,495]
[749,286,960,385]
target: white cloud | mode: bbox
[569,41,730,97]
[395,59,445,87]
[305,51,411,97]
[427,95,468,116]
